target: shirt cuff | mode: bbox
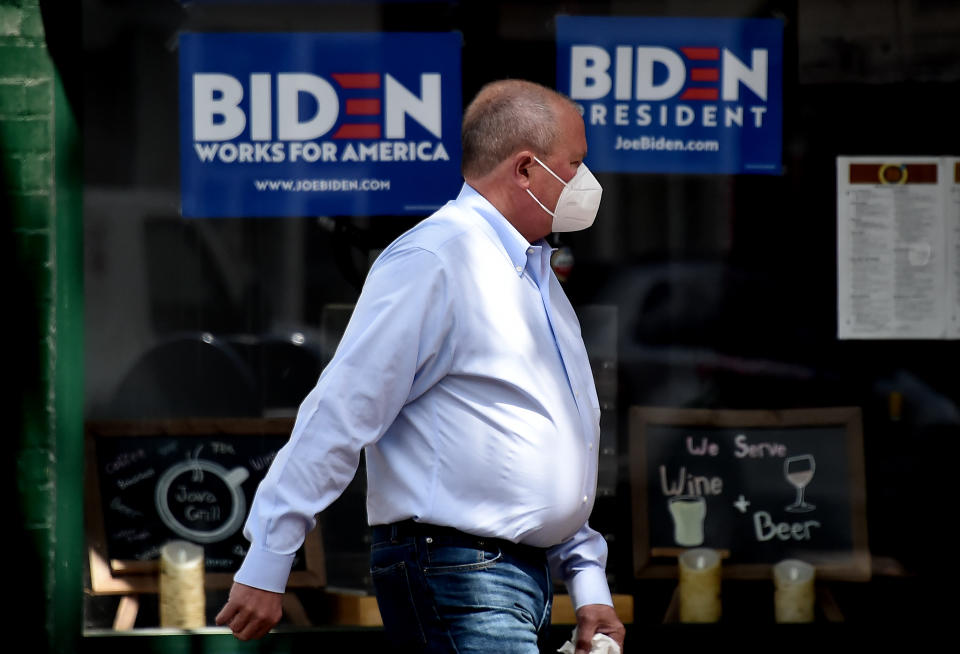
[233,544,296,593]
[566,566,614,611]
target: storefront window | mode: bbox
[81,0,959,641]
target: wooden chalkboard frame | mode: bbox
[85,418,326,595]
[629,406,870,581]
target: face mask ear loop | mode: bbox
[532,156,568,186]
[526,189,556,217]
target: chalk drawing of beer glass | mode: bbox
[668,496,707,546]
[784,454,816,513]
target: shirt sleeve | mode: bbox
[546,521,614,610]
[235,245,455,592]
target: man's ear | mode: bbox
[512,151,535,188]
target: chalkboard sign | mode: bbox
[86,418,325,592]
[630,407,869,581]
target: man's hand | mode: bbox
[574,603,625,654]
[215,582,283,640]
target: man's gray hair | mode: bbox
[461,79,576,179]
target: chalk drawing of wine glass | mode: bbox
[784,454,816,513]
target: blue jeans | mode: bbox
[370,521,553,653]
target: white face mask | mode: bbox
[526,156,603,232]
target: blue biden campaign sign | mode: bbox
[179,32,462,217]
[556,16,783,175]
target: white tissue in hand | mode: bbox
[557,628,621,654]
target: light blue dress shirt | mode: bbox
[235,183,612,609]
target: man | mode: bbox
[216,79,625,654]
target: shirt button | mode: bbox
[527,247,534,254]
[515,265,523,272]
[582,495,589,504]
[588,442,593,450]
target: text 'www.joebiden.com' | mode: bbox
[254,178,392,192]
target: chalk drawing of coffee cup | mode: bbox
[669,495,707,547]
[155,459,249,544]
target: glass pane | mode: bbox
[82,0,960,636]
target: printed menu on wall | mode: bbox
[950,159,960,338]
[837,156,960,339]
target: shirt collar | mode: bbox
[456,183,550,278]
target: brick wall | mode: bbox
[2,1,82,651]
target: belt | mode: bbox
[371,520,546,560]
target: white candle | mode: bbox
[678,548,721,623]
[773,559,815,623]
[159,540,205,628]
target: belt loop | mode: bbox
[389,522,399,543]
